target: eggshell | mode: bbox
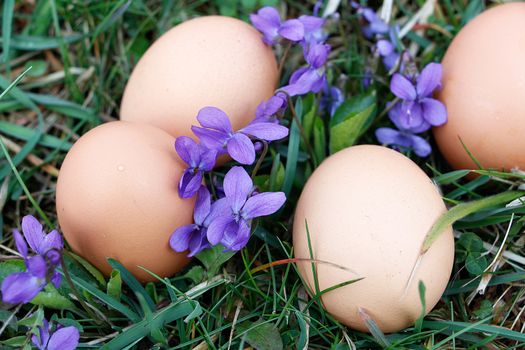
[434,2,525,172]
[56,122,193,282]
[293,145,454,333]
[120,16,278,138]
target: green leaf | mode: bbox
[457,232,484,253]
[107,270,122,301]
[196,244,235,277]
[17,308,44,327]
[1,336,26,347]
[183,301,203,323]
[107,259,155,312]
[183,266,205,284]
[269,154,285,192]
[31,285,76,310]
[69,252,106,286]
[313,116,326,164]
[414,281,426,332]
[240,320,283,350]
[0,310,17,332]
[23,60,48,77]
[473,300,493,320]
[0,260,25,284]
[421,191,525,254]
[465,253,487,276]
[329,94,376,154]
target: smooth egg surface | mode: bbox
[293,145,454,333]
[434,2,525,172]
[120,16,278,138]
[56,122,194,282]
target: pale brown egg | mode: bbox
[56,122,194,282]
[120,16,278,138]
[434,2,525,172]
[293,145,454,333]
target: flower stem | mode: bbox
[278,42,293,78]
[61,251,106,326]
[251,140,269,179]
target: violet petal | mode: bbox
[242,192,286,220]
[390,74,417,101]
[13,229,28,258]
[421,98,447,126]
[240,122,289,141]
[207,216,234,245]
[278,19,305,42]
[22,215,44,254]
[223,166,253,213]
[1,272,44,304]
[193,186,211,225]
[170,224,197,253]
[47,326,80,350]
[416,62,442,97]
[196,107,233,133]
[226,133,256,165]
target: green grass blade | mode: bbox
[423,319,525,343]
[107,258,156,313]
[421,191,525,254]
[100,301,194,349]
[282,99,301,196]
[0,121,72,151]
[2,0,15,64]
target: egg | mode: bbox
[434,2,525,172]
[56,122,193,282]
[293,145,454,333]
[120,16,278,138]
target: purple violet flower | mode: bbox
[353,4,389,38]
[250,7,304,45]
[376,39,399,71]
[254,92,288,123]
[376,103,431,157]
[31,318,79,350]
[390,62,447,129]
[320,84,344,117]
[280,42,330,96]
[170,186,228,256]
[1,216,63,304]
[175,136,217,199]
[191,107,289,165]
[298,15,326,44]
[206,167,286,251]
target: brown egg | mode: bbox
[293,145,454,333]
[434,2,525,172]
[56,122,193,282]
[120,16,278,138]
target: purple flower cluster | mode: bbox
[32,318,79,350]
[354,3,401,72]
[376,63,447,156]
[171,5,336,256]
[1,216,63,304]
[172,103,289,255]
[251,6,335,99]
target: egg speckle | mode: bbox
[293,145,454,333]
[434,2,525,172]
[56,122,193,282]
[120,16,278,138]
